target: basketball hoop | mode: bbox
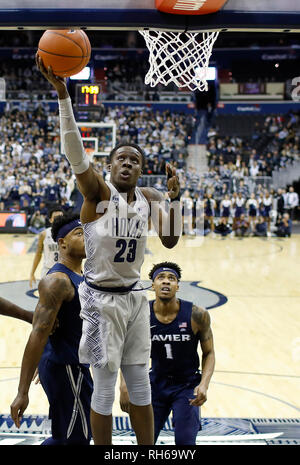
[139,29,219,92]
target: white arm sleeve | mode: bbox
[58,97,90,174]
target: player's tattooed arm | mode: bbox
[191,305,213,341]
[32,273,74,335]
[10,273,74,427]
[17,275,73,392]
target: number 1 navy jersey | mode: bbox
[150,299,200,378]
[42,263,84,365]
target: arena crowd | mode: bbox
[0,100,299,238]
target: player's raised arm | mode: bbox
[36,54,110,204]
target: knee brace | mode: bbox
[90,366,118,415]
[121,364,151,406]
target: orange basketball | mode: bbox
[38,29,91,77]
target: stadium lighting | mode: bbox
[70,66,91,80]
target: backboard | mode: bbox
[0,1,300,32]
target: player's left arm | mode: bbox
[142,163,182,249]
[10,273,74,427]
[0,297,33,324]
[190,305,215,407]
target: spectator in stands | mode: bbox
[246,193,258,234]
[275,213,292,237]
[254,216,267,237]
[286,186,299,221]
[233,192,245,229]
[220,182,229,198]
[204,193,216,233]
[153,178,165,193]
[236,179,250,198]
[220,194,231,225]
[261,190,273,233]
[58,180,72,205]
[176,153,186,170]
[203,218,211,236]
[233,214,250,237]
[0,175,10,209]
[249,160,260,177]
[19,180,32,212]
[257,192,265,217]
[181,189,194,235]
[44,180,61,208]
[276,188,285,217]
[28,210,46,234]
[31,180,45,210]
[214,217,231,238]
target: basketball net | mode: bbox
[139,0,225,92]
[139,29,219,92]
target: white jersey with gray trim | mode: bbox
[42,227,59,274]
[83,181,150,287]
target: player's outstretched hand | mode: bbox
[35,53,68,96]
[166,163,180,200]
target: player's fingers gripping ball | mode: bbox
[38,29,91,77]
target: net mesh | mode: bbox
[139,29,219,92]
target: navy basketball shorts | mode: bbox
[38,357,93,445]
[150,372,202,445]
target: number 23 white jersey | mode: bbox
[83,182,150,288]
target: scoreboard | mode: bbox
[76,83,102,108]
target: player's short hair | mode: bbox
[51,211,80,242]
[48,205,64,219]
[109,142,146,170]
[149,262,182,282]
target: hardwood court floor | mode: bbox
[0,232,299,420]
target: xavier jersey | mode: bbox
[83,181,149,287]
[42,263,84,365]
[150,299,200,378]
[42,227,59,276]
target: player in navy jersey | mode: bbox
[120,261,215,445]
[10,212,93,445]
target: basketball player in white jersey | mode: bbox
[29,206,63,288]
[37,56,181,446]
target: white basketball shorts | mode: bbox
[78,280,151,372]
